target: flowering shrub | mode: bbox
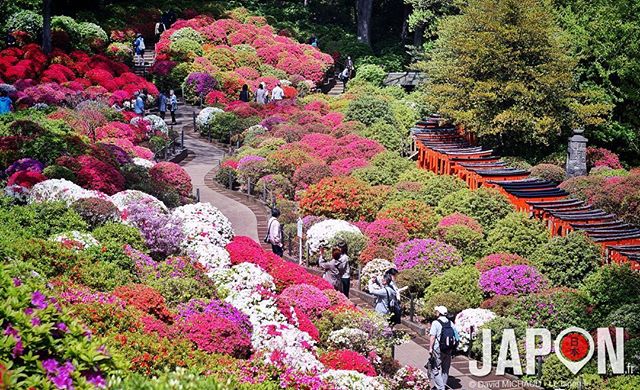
[507,288,591,332]
[391,366,431,390]
[454,308,497,351]
[123,200,184,259]
[149,162,193,198]
[306,219,362,253]
[587,147,623,169]
[529,163,566,182]
[195,107,224,135]
[436,188,514,230]
[299,177,380,221]
[71,197,119,228]
[377,200,438,238]
[434,213,483,237]
[75,155,126,195]
[279,284,331,319]
[394,239,462,273]
[479,265,547,296]
[177,312,252,358]
[183,72,218,103]
[476,253,529,273]
[113,283,173,322]
[359,244,395,265]
[320,350,376,376]
[237,155,270,184]
[291,162,332,190]
[360,258,396,292]
[364,219,409,248]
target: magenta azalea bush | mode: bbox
[279,283,331,319]
[364,218,409,248]
[394,238,462,273]
[479,265,547,296]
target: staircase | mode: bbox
[327,80,345,96]
[132,46,156,77]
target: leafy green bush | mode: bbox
[6,10,42,40]
[76,22,108,52]
[92,222,146,251]
[352,64,387,86]
[71,198,119,229]
[0,201,87,239]
[436,187,514,230]
[420,292,470,321]
[529,163,566,182]
[76,260,137,292]
[352,151,413,186]
[485,213,549,257]
[170,38,204,61]
[530,231,601,288]
[327,231,368,269]
[424,266,483,307]
[396,266,432,296]
[345,95,397,126]
[440,225,486,263]
[582,264,640,325]
[470,316,527,364]
[377,200,439,238]
[42,165,76,181]
[85,242,134,271]
[606,375,640,390]
[2,238,87,278]
[361,121,405,152]
[607,304,640,335]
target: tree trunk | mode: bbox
[356,0,373,46]
[401,4,411,45]
[413,23,424,48]
[42,0,52,54]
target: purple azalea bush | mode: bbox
[5,158,44,177]
[124,200,184,259]
[479,265,547,296]
[394,238,462,273]
[184,72,217,96]
[177,298,252,334]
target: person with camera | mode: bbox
[367,268,406,325]
[265,208,284,257]
[318,247,343,292]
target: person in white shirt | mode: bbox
[428,306,455,390]
[271,82,284,101]
[266,208,283,256]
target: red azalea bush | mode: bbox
[75,155,126,195]
[293,307,320,342]
[377,200,439,238]
[364,219,409,248]
[587,147,623,169]
[149,162,193,198]
[113,284,173,322]
[320,350,376,376]
[226,236,269,266]
[267,147,318,176]
[7,170,46,188]
[269,259,333,292]
[291,162,333,190]
[176,313,252,358]
[476,253,530,273]
[299,176,381,221]
[359,244,396,265]
[279,284,331,319]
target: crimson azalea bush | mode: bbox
[291,162,333,190]
[359,244,396,265]
[377,200,438,238]
[149,162,193,198]
[75,155,126,195]
[279,284,331,319]
[176,312,252,358]
[299,176,381,221]
[364,218,409,248]
[113,284,173,322]
[587,147,623,169]
[320,350,377,376]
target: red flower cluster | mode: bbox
[113,284,173,323]
[149,162,193,198]
[177,313,252,358]
[319,350,377,376]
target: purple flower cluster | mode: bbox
[260,115,287,130]
[124,245,159,278]
[479,265,547,296]
[177,299,252,334]
[4,325,23,358]
[43,358,75,389]
[124,201,184,259]
[184,72,217,96]
[4,158,44,177]
[237,155,267,171]
[58,287,125,307]
[394,238,462,273]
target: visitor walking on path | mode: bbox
[133,33,145,66]
[337,241,351,297]
[0,91,13,114]
[271,82,284,101]
[255,83,267,104]
[134,92,145,116]
[239,84,251,102]
[169,90,178,124]
[428,305,458,390]
[266,208,284,257]
[158,91,167,120]
[319,247,344,292]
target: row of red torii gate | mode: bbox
[413,115,640,270]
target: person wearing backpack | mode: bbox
[428,306,457,390]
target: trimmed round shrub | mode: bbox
[351,151,413,186]
[529,163,566,182]
[351,64,386,86]
[267,147,318,176]
[319,350,376,376]
[377,200,438,238]
[113,284,172,321]
[424,265,483,307]
[530,231,601,288]
[92,222,146,250]
[364,218,409,248]
[470,317,527,364]
[396,265,432,296]
[360,258,396,292]
[394,238,462,273]
[475,253,529,273]
[256,174,294,199]
[359,244,395,265]
[582,264,640,324]
[42,165,76,181]
[71,198,119,228]
[436,187,514,230]
[177,312,251,358]
[149,162,193,199]
[479,265,547,296]
[587,147,622,169]
[485,213,549,257]
[291,162,332,190]
[434,213,483,236]
[279,284,331,319]
[345,95,397,127]
[75,155,125,195]
[299,177,380,221]
[420,292,470,321]
[361,121,405,152]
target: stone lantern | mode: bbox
[566,127,588,177]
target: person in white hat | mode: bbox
[428,305,456,390]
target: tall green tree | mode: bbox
[420,0,610,155]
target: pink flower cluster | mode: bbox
[479,265,547,296]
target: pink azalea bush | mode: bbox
[279,284,331,319]
[364,219,409,248]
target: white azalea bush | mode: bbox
[172,203,234,245]
[143,114,168,134]
[327,328,370,353]
[132,157,155,168]
[110,189,168,213]
[306,219,362,253]
[321,370,386,390]
[28,179,109,205]
[454,308,497,351]
[196,107,224,135]
[360,258,396,293]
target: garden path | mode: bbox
[175,104,259,241]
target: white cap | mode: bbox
[434,306,448,315]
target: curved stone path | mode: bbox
[174,104,259,241]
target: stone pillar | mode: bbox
[566,127,588,177]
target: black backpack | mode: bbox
[438,319,457,353]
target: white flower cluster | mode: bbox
[360,258,395,293]
[215,263,275,294]
[184,240,231,276]
[132,157,155,169]
[327,328,370,352]
[320,370,386,390]
[110,190,168,213]
[252,322,322,372]
[143,114,169,134]
[28,179,109,205]
[51,231,99,250]
[306,219,362,253]
[172,203,234,246]
[195,107,224,132]
[454,308,496,351]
